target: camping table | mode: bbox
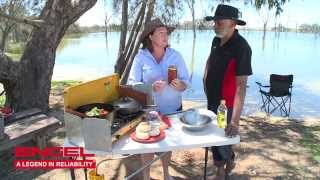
[64,109,240,179]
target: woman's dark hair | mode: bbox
[141,27,170,53]
[141,30,155,53]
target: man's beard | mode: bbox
[214,28,229,38]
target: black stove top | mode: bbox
[111,111,144,134]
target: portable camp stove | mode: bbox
[111,111,144,134]
[65,109,145,152]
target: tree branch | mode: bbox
[61,0,98,24]
[144,0,155,26]
[115,1,147,75]
[0,12,44,28]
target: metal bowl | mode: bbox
[180,109,212,131]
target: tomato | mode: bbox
[100,110,109,116]
[0,107,12,114]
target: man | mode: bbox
[203,4,252,180]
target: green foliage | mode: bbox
[155,0,184,24]
[0,0,35,51]
[66,23,82,34]
[299,24,320,33]
[253,0,289,15]
[271,24,291,32]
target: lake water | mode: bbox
[54,30,320,120]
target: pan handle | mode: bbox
[142,104,157,112]
[163,108,195,116]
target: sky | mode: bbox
[77,0,320,29]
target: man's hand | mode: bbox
[225,122,239,137]
[170,79,186,91]
[152,80,166,92]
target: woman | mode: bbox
[127,18,190,180]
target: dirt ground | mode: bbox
[0,87,319,180]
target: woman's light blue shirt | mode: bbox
[127,48,190,114]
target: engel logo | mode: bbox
[14,147,96,169]
[15,147,95,158]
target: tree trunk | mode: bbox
[262,22,267,50]
[188,0,196,81]
[120,0,155,84]
[0,33,7,52]
[115,0,128,73]
[144,0,155,26]
[187,0,196,39]
[105,17,109,50]
[189,36,196,81]
[0,0,97,112]
[0,27,12,52]
[114,0,147,76]
[122,8,145,74]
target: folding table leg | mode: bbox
[69,156,87,180]
[83,156,88,180]
[124,152,168,180]
[70,168,76,180]
[204,147,209,180]
[69,157,76,180]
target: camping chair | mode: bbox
[256,74,293,117]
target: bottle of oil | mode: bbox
[217,100,227,128]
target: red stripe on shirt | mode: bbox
[222,58,236,108]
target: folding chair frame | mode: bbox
[256,75,293,117]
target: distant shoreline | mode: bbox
[83,28,302,33]
[76,25,320,34]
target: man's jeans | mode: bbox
[209,106,235,167]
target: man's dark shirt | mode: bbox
[204,29,252,113]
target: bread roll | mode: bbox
[135,122,152,140]
[160,121,169,130]
[136,122,151,133]
[136,131,150,140]
[149,129,160,136]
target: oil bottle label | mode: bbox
[217,112,226,128]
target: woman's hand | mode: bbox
[152,80,166,92]
[170,79,186,91]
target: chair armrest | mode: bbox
[255,82,269,88]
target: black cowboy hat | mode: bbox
[204,4,246,26]
[140,18,175,42]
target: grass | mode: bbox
[5,52,21,61]
[63,33,87,39]
[6,42,24,54]
[4,42,25,61]
[0,80,81,107]
[299,126,320,163]
[51,80,81,90]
